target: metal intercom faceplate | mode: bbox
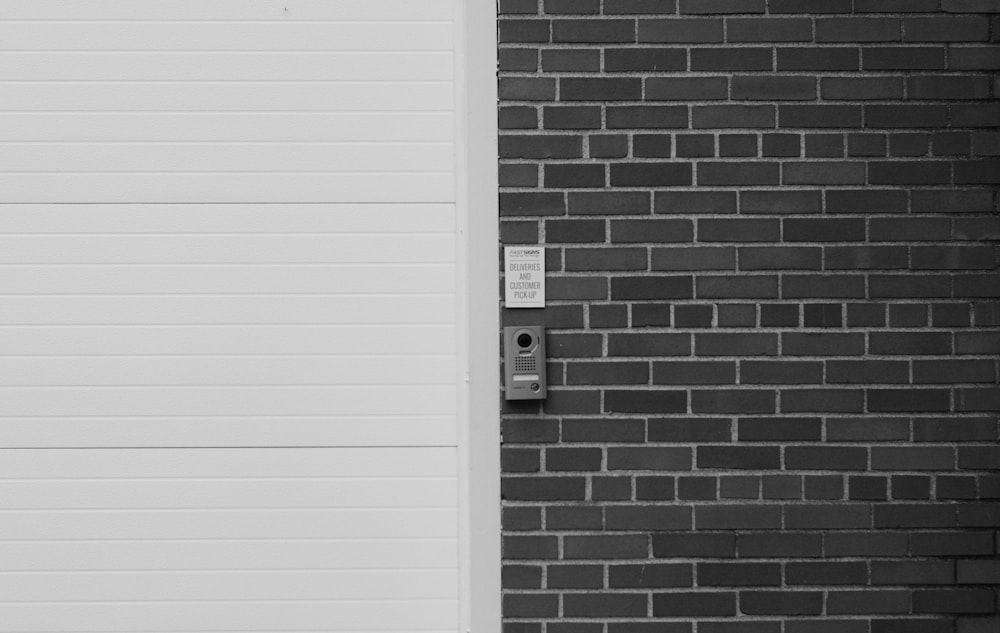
[504,326,546,400]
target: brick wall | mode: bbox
[498,1,999,632]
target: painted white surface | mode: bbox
[0,0,502,631]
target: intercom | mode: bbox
[503,326,546,400]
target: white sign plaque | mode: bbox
[504,246,545,308]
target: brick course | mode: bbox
[499,1,998,631]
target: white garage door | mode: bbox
[0,1,498,631]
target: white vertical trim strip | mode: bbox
[456,1,500,633]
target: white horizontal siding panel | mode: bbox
[0,0,455,21]
[0,508,458,539]
[0,173,454,203]
[0,386,457,416]
[0,478,457,509]
[0,22,452,51]
[0,417,458,448]
[0,82,453,112]
[0,356,457,386]
[0,113,453,141]
[0,234,455,263]
[0,296,456,325]
[0,570,458,601]
[0,52,453,81]
[0,204,455,233]
[0,265,456,294]
[0,143,455,173]
[0,538,458,571]
[0,325,456,355]
[0,447,458,479]
[0,602,458,632]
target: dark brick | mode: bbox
[872,560,954,585]
[777,47,858,71]
[589,134,629,158]
[609,333,690,356]
[696,333,778,356]
[607,446,692,470]
[568,191,650,215]
[503,535,559,560]
[913,590,996,615]
[673,304,715,327]
[611,163,693,187]
[564,535,648,559]
[699,563,781,586]
[614,219,693,244]
[698,162,780,186]
[646,77,729,101]
[760,304,799,326]
[552,19,636,43]
[864,46,946,70]
[502,477,586,500]
[638,19,724,43]
[609,563,692,588]
[823,76,904,100]
[762,134,802,157]
[673,134,714,157]
[500,19,550,43]
[679,0,765,14]
[503,564,542,589]
[648,418,732,442]
[817,17,901,42]
[784,217,865,242]
[719,134,757,157]
[905,17,990,42]
[741,361,823,385]
[691,48,772,71]
[727,18,812,42]
[605,0,678,14]
[607,505,692,530]
[653,533,736,558]
[564,594,648,617]
[738,533,822,558]
[828,360,908,384]
[633,134,673,158]
[541,49,599,72]
[771,0,852,12]
[607,106,688,129]
[544,164,605,188]
[867,105,949,128]
[825,532,908,557]
[693,105,775,128]
[501,135,582,159]
[781,389,865,413]
[781,105,862,128]
[782,333,865,356]
[500,49,539,72]
[871,621,953,633]
[656,191,737,214]
[740,591,823,616]
[542,106,602,130]
[698,446,781,469]
[560,78,641,101]
[503,594,558,617]
[605,48,686,72]
[949,47,1000,71]
[654,361,736,385]
[786,447,868,471]
[544,0,600,14]
[546,565,603,589]
[827,590,910,615]
[653,592,736,617]
[611,276,693,300]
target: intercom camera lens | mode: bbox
[517,333,533,348]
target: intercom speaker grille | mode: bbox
[514,355,536,372]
